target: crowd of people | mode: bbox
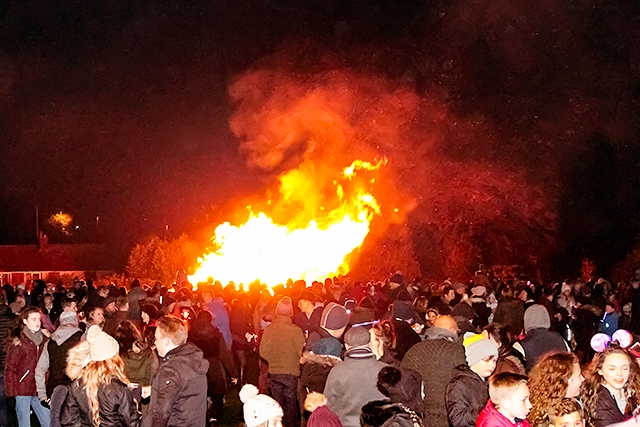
[2,267,640,427]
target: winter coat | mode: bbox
[324,347,388,427]
[122,348,157,387]
[293,306,323,338]
[592,385,627,427]
[60,378,141,427]
[206,299,233,349]
[392,320,422,361]
[360,400,423,427]
[188,321,238,395]
[402,327,466,427]
[515,328,568,372]
[0,305,16,370]
[493,297,524,337]
[5,329,48,397]
[259,316,305,376]
[36,327,83,399]
[299,351,342,417]
[476,401,531,427]
[143,342,209,427]
[104,310,130,337]
[445,365,488,427]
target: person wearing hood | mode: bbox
[35,310,83,403]
[143,315,209,427]
[446,333,499,427]
[402,315,465,427]
[513,305,569,372]
[5,306,51,427]
[324,326,387,427]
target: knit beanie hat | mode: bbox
[309,337,343,358]
[321,303,350,331]
[344,326,370,348]
[240,384,283,427]
[86,325,119,362]
[276,296,294,318]
[59,311,79,327]
[462,332,498,366]
[305,392,343,427]
[524,304,551,332]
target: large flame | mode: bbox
[189,158,385,287]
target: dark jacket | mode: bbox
[122,348,157,387]
[188,321,238,395]
[516,328,568,372]
[392,320,422,361]
[493,297,524,337]
[293,306,323,338]
[0,305,16,370]
[143,343,209,427]
[592,385,626,427]
[445,365,488,427]
[60,378,140,427]
[46,329,84,397]
[402,327,466,427]
[5,329,48,397]
[299,351,342,417]
[104,310,130,337]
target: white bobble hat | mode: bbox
[239,384,283,427]
[86,325,119,361]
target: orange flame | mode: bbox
[189,158,385,288]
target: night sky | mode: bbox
[1,0,639,279]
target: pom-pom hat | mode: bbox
[86,325,119,362]
[239,384,283,427]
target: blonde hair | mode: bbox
[156,315,187,346]
[82,355,129,426]
[489,372,528,409]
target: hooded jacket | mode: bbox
[36,324,83,399]
[401,327,466,427]
[143,342,209,427]
[445,365,489,427]
[60,378,141,427]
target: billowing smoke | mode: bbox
[228,67,555,279]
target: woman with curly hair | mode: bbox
[370,320,398,364]
[528,352,583,427]
[580,345,640,427]
[59,325,140,426]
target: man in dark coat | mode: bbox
[402,315,465,427]
[143,315,209,427]
[513,304,569,372]
[493,287,525,337]
[0,290,16,425]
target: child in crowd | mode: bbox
[477,372,532,427]
[446,332,498,427]
[547,399,584,427]
[240,384,284,427]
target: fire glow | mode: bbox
[189,158,386,287]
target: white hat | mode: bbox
[86,325,119,361]
[239,384,283,427]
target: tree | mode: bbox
[126,234,197,286]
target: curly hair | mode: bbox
[580,345,640,426]
[528,352,580,427]
[82,355,129,427]
[371,320,397,352]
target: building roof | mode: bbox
[0,244,116,272]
